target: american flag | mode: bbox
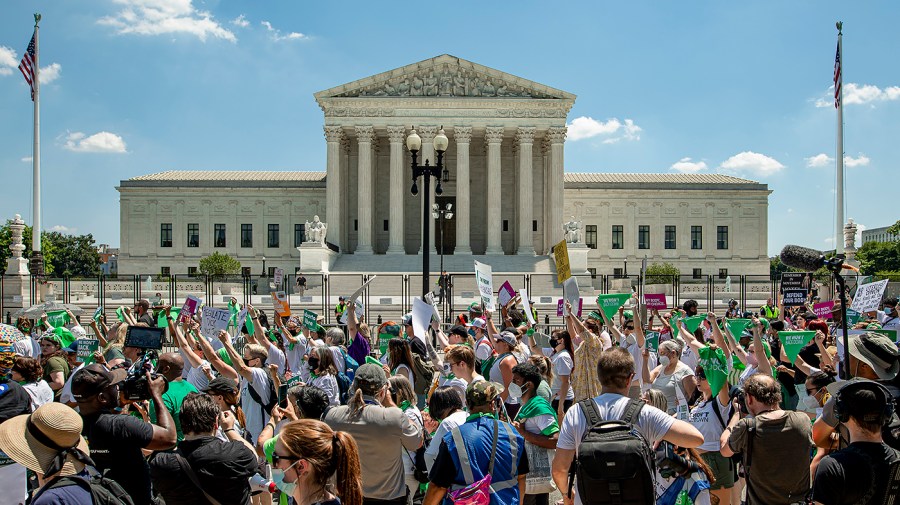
[833,41,841,109]
[18,32,36,101]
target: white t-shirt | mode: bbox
[393,364,415,390]
[475,336,493,361]
[310,373,341,406]
[439,375,468,405]
[265,340,287,376]
[681,345,698,372]
[329,346,346,374]
[283,333,307,375]
[401,406,424,476]
[185,359,212,392]
[689,396,730,452]
[620,334,645,385]
[13,337,39,358]
[652,362,694,415]
[489,354,519,405]
[557,393,676,505]
[550,350,575,400]
[240,367,272,441]
[878,310,900,332]
[59,362,86,404]
[23,380,54,411]
[425,410,468,472]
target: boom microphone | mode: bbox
[779,245,826,271]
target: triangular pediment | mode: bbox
[314,54,576,101]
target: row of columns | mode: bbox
[324,124,567,255]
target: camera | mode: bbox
[730,386,749,416]
[121,349,168,402]
[655,441,701,479]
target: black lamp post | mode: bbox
[408,126,450,297]
[432,203,454,275]
[261,256,267,278]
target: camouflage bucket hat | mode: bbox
[466,381,505,409]
[0,339,14,371]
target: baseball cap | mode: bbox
[64,342,78,354]
[204,376,239,394]
[466,317,486,330]
[848,332,900,380]
[353,363,387,391]
[401,313,413,326]
[448,325,468,338]
[496,331,518,348]
[468,302,484,316]
[466,381,504,409]
[70,364,127,401]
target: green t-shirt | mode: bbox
[150,379,199,442]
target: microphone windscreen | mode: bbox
[779,245,826,272]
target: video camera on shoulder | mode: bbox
[121,326,167,402]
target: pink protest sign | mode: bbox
[498,281,516,307]
[644,293,667,310]
[813,300,835,319]
[556,298,583,317]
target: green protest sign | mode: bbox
[303,310,318,330]
[596,293,632,319]
[682,315,706,334]
[698,346,728,396]
[116,306,126,322]
[93,307,103,322]
[284,375,303,388]
[871,328,898,343]
[47,310,69,328]
[846,309,861,325]
[157,308,180,329]
[669,313,682,335]
[778,331,815,365]
[645,331,660,352]
[725,319,752,339]
[76,339,99,364]
[365,356,382,367]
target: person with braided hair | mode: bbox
[274,418,364,505]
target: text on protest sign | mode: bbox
[179,295,202,323]
[813,300,835,319]
[778,331,816,365]
[557,298,583,317]
[202,307,231,339]
[474,261,495,311]
[596,293,631,319]
[643,294,667,310]
[781,272,811,307]
[554,240,571,284]
[498,281,516,308]
[303,310,319,330]
[76,339,99,364]
[273,268,285,288]
[272,291,291,317]
[850,279,890,313]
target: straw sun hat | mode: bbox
[0,402,90,477]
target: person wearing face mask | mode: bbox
[218,331,274,445]
[466,318,494,373]
[72,363,177,505]
[878,297,900,332]
[306,346,341,407]
[529,328,575,419]
[600,307,646,400]
[324,363,422,505]
[273,418,363,505]
[511,363,559,505]
[149,392,258,505]
[643,340,696,416]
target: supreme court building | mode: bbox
[117,55,771,276]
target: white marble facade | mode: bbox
[116,55,771,276]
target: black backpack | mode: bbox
[246,374,278,418]
[881,383,900,452]
[37,472,134,505]
[568,398,656,505]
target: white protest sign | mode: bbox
[474,260,495,311]
[498,281,516,308]
[201,307,231,339]
[520,288,536,325]
[562,277,580,316]
[850,279,889,313]
[236,306,250,333]
[411,297,434,344]
[348,276,377,305]
[273,268,285,288]
[339,299,365,324]
[424,292,443,323]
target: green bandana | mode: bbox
[465,412,497,423]
[515,395,558,422]
[399,400,413,411]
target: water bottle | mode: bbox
[249,473,276,493]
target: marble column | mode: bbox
[417,126,438,255]
[355,125,375,254]
[485,126,505,255]
[454,127,472,255]
[386,126,406,254]
[516,127,536,255]
[547,126,567,248]
[324,126,344,251]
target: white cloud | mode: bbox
[815,82,900,108]
[49,225,77,234]
[0,46,16,75]
[62,131,128,153]
[40,63,61,84]
[718,151,785,177]
[669,157,708,173]
[261,20,308,42]
[565,116,643,143]
[98,0,236,42]
[843,154,870,167]
[21,157,32,163]
[805,153,833,167]
[231,14,249,27]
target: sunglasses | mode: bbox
[271,453,299,466]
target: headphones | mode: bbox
[833,380,895,426]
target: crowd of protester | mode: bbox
[0,289,898,505]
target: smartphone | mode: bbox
[278,384,289,409]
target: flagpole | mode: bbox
[31,13,43,277]
[835,21,844,256]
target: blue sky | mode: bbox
[1,1,898,256]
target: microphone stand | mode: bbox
[825,254,851,378]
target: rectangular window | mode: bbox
[187,266,198,277]
[693,268,702,279]
[588,267,597,279]
[160,266,170,277]
[612,225,624,249]
[241,267,252,277]
[294,224,305,247]
[268,267,276,277]
[268,224,279,248]
[384,220,389,231]
[214,224,226,248]
[585,225,598,249]
[241,224,252,248]
[187,223,199,248]
[160,223,172,248]
[691,226,702,250]
[613,268,623,279]
[719,268,728,279]
[532,220,538,232]
[717,226,729,250]
[503,220,509,232]
[665,225,676,250]
[638,225,650,250]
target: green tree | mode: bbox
[645,262,680,284]
[886,219,900,237]
[0,220,58,276]
[199,252,241,278]
[43,232,101,277]
[856,241,900,276]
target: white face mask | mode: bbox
[272,460,300,495]
[659,355,671,367]
[801,394,820,410]
[507,382,523,400]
